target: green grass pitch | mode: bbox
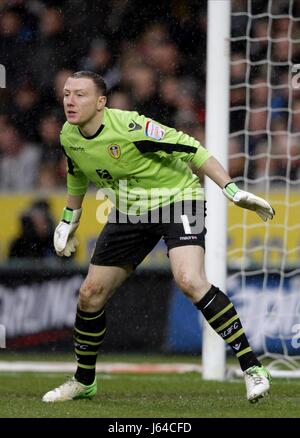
[0,370,299,418]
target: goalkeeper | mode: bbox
[43,71,274,403]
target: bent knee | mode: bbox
[175,271,209,302]
[79,280,106,310]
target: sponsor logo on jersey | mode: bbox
[70,146,85,151]
[145,120,165,140]
[107,144,121,159]
[128,120,142,131]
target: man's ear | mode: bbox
[97,95,107,111]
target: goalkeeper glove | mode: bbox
[54,207,82,257]
[223,182,275,222]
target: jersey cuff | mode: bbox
[67,186,88,196]
[191,148,211,168]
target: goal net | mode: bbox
[228,0,300,377]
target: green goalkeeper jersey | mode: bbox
[60,108,211,214]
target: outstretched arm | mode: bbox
[197,156,231,188]
[198,156,275,222]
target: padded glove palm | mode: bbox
[54,207,82,257]
[223,182,275,222]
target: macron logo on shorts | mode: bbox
[145,121,165,140]
[179,236,197,240]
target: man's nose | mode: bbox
[65,96,75,105]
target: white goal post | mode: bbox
[203,0,230,381]
[204,0,300,379]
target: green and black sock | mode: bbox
[195,285,260,371]
[73,307,106,385]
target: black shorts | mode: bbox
[91,200,207,268]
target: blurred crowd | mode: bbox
[9,198,56,258]
[230,0,300,184]
[0,0,300,193]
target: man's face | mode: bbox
[63,77,105,125]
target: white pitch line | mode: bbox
[0,361,202,374]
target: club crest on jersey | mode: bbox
[107,144,121,159]
[145,120,165,141]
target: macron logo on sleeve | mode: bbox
[145,120,165,140]
[128,120,142,131]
